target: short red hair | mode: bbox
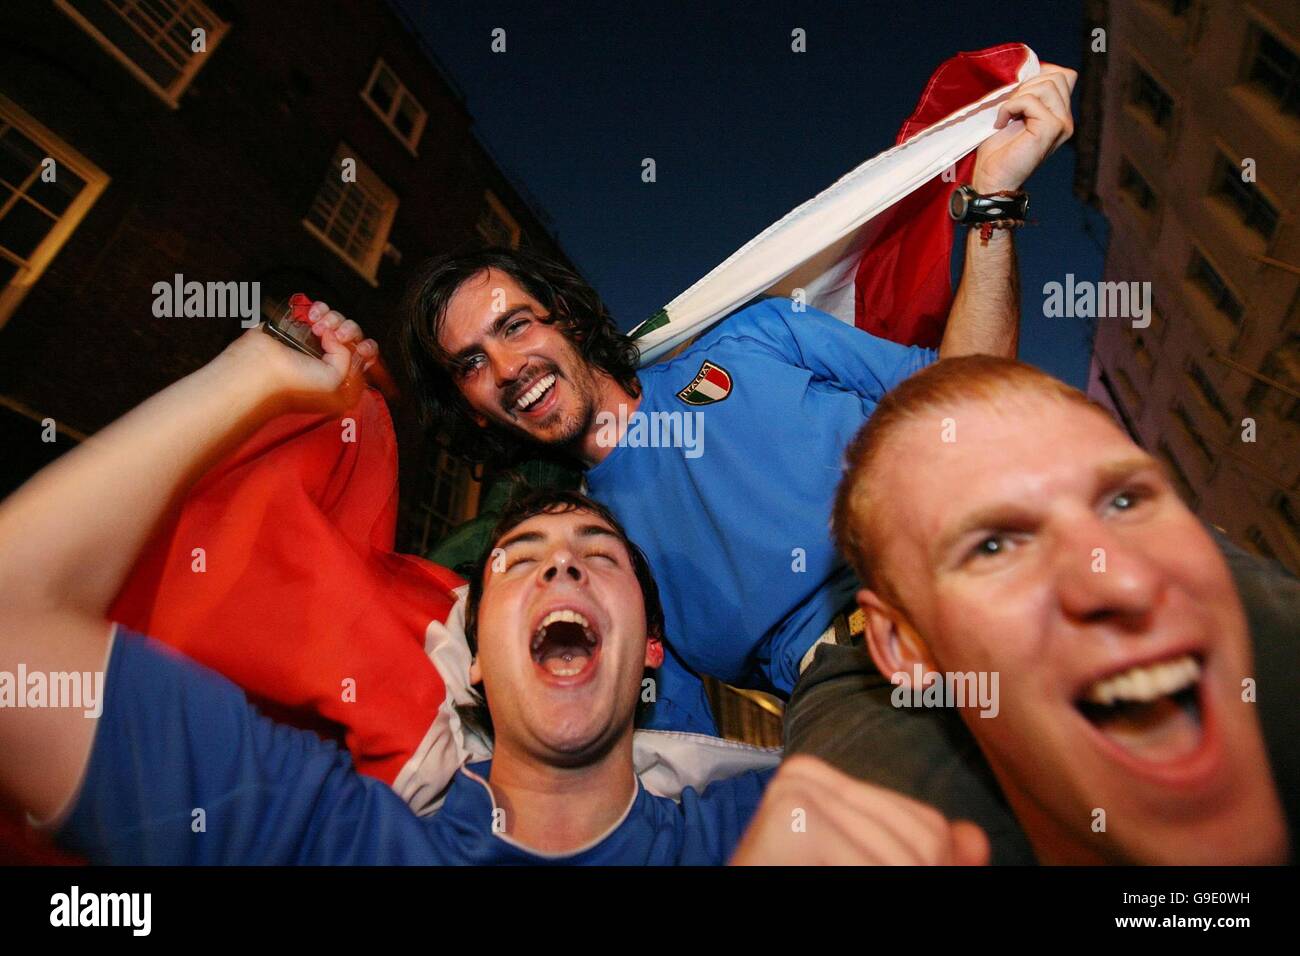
[832,355,1112,604]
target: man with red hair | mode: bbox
[827,355,1296,863]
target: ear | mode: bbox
[856,588,935,685]
[644,633,665,670]
[468,656,483,686]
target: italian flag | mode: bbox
[631,43,1039,361]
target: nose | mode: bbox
[1054,515,1163,626]
[539,549,586,587]
[488,343,526,388]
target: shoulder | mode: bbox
[649,298,802,380]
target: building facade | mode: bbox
[1076,0,1300,572]
[0,0,579,550]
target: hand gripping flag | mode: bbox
[109,295,465,789]
[631,43,1038,361]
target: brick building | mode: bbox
[0,0,577,550]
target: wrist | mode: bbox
[970,176,1023,195]
[201,343,286,416]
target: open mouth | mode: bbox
[515,373,557,414]
[1076,653,1204,766]
[530,608,600,679]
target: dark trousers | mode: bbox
[783,534,1300,865]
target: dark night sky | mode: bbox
[389,0,1106,387]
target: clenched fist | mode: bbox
[730,755,990,866]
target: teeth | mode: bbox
[540,609,590,630]
[531,609,598,652]
[516,374,556,410]
[1084,655,1200,706]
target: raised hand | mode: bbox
[973,63,1078,194]
[224,300,380,413]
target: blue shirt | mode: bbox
[58,629,772,865]
[588,298,935,699]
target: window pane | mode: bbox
[392,102,416,138]
[26,165,85,217]
[369,66,397,114]
[66,0,186,88]
[0,196,57,260]
[0,127,43,190]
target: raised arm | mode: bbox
[939,64,1076,360]
[0,304,376,819]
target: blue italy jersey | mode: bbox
[57,629,771,865]
[587,297,936,697]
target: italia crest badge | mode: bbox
[676,361,732,406]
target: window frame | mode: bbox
[1245,22,1300,117]
[359,57,428,155]
[476,190,522,249]
[53,0,229,110]
[301,144,399,286]
[0,94,110,329]
[1210,150,1279,240]
[1186,247,1244,327]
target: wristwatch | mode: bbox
[948,184,1029,225]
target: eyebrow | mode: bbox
[494,522,623,554]
[445,306,535,368]
[931,454,1161,565]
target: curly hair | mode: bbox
[398,247,642,469]
[459,488,666,742]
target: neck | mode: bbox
[995,769,1110,865]
[486,728,637,854]
[577,373,641,467]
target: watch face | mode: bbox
[949,188,967,221]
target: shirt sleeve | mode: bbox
[716,297,937,401]
[57,627,445,865]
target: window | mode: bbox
[476,191,521,248]
[1188,250,1243,325]
[1130,331,1154,374]
[1246,336,1300,423]
[360,59,427,153]
[1213,154,1278,239]
[1186,362,1232,427]
[1115,365,1141,413]
[54,0,228,108]
[303,145,398,284]
[1131,66,1174,128]
[1172,403,1214,464]
[0,95,109,328]
[1276,495,1300,543]
[1119,157,1157,211]
[414,447,474,553]
[1157,441,1199,508]
[1247,27,1299,117]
